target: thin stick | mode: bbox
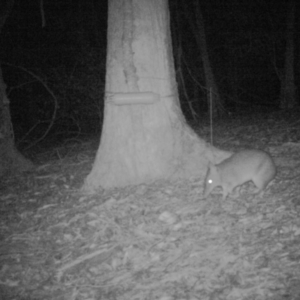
[209,87,213,145]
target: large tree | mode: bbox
[279,0,296,109]
[83,0,229,192]
[0,0,32,178]
[183,0,223,116]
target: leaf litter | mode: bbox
[0,113,300,300]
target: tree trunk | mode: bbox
[0,66,33,177]
[83,0,229,192]
[183,0,223,116]
[280,0,296,109]
[0,0,33,178]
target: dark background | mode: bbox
[0,0,299,150]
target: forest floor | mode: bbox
[1,109,300,300]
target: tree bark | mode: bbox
[83,0,229,192]
[0,0,33,178]
[280,0,296,109]
[183,0,223,116]
[0,67,33,177]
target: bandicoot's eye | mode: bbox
[208,179,213,184]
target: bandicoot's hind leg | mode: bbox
[252,177,269,197]
[250,187,266,199]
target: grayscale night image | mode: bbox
[0,0,299,299]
